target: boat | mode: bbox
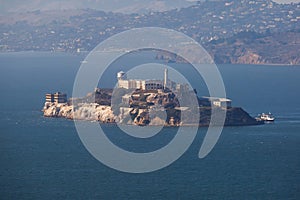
[255,112,275,122]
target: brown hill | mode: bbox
[206,30,300,65]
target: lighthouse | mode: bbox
[164,68,168,89]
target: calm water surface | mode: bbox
[0,52,299,199]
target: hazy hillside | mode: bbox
[0,0,299,64]
[206,30,300,64]
[0,0,196,14]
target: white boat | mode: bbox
[256,112,275,122]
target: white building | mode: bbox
[117,69,182,91]
[202,97,232,108]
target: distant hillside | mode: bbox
[0,0,299,64]
[157,30,300,65]
[0,0,195,14]
[205,30,300,65]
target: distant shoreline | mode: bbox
[1,51,299,67]
[218,63,300,67]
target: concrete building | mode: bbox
[46,92,67,103]
[118,79,146,90]
[201,96,232,108]
[118,70,164,90]
[117,69,188,92]
[145,80,164,90]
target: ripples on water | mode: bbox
[0,53,299,199]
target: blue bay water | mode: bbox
[0,52,299,199]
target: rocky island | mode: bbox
[42,70,262,127]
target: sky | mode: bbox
[0,0,299,14]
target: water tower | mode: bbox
[117,71,126,80]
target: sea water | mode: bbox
[0,52,299,199]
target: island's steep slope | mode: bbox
[43,88,262,126]
[43,102,116,123]
[43,102,262,126]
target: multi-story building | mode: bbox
[117,69,189,92]
[45,92,67,103]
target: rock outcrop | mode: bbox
[43,102,73,119]
[43,102,115,123]
[43,88,263,126]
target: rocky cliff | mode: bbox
[43,89,262,126]
[43,101,261,126]
[43,102,115,123]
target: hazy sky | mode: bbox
[0,0,299,14]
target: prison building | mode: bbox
[45,92,67,103]
[201,97,232,108]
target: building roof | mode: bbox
[201,96,231,102]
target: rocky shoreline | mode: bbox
[43,102,115,123]
[42,89,263,127]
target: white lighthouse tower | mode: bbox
[164,68,168,89]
